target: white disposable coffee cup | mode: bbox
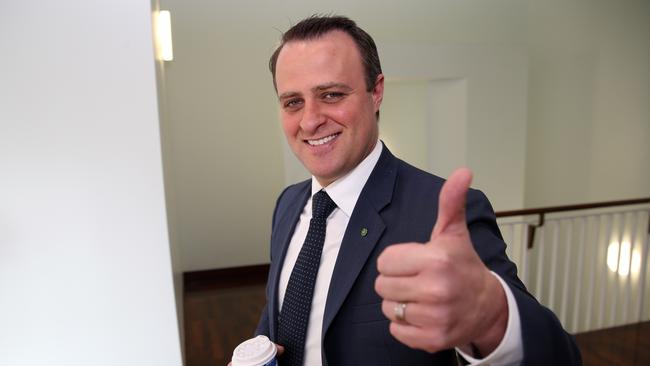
[231,335,278,366]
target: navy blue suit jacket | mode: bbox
[256,146,581,365]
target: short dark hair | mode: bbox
[269,15,382,93]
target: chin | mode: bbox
[308,167,340,185]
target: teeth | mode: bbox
[307,134,338,146]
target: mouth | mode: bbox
[306,133,340,146]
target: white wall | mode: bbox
[0,1,183,365]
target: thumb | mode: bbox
[431,168,473,240]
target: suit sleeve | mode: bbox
[465,189,582,365]
[255,186,292,338]
[255,306,270,337]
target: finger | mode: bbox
[375,275,421,302]
[276,344,285,355]
[377,243,430,276]
[389,322,449,353]
[381,300,409,325]
[431,168,473,240]
[382,300,455,328]
[376,272,455,303]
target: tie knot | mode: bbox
[312,190,337,219]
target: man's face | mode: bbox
[274,30,384,187]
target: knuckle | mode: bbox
[376,254,386,273]
[389,321,401,338]
[374,276,385,295]
[377,246,397,272]
[375,275,390,299]
[381,301,392,318]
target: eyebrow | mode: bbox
[313,82,353,93]
[278,82,354,100]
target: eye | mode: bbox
[322,92,345,102]
[283,98,303,110]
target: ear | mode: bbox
[372,74,385,112]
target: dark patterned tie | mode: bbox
[277,190,337,366]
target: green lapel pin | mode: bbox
[360,228,368,237]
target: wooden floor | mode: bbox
[575,321,650,366]
[184,271,650,366]
[184,284,266,365]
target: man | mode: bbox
[253,15,580,366]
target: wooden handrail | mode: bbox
[496,197,650,218]
[494,197,650,249]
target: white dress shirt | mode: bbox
[278,140,523,365]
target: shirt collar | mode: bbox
[311,140,383,217]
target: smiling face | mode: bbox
[274,30,384,187]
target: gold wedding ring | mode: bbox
[394,302,407,322]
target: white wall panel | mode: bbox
[0,1,183,365]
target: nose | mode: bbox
[299,100,326,134]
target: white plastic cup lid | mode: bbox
[232,335,277,366]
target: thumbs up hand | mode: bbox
[375,168,508,356]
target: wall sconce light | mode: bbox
[607,240,641,276]
[156,10,174,61]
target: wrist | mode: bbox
[469,272,508,356]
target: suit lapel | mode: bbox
[322,147,398,335]
[268,182,310,340]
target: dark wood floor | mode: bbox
[184,284,266,365]
[184,269,650,366]
[575,321,650,366]
[184,266,269,365]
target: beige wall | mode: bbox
[377,43,529,211]
[525,0,650,207]
[158,0,649,271]
[160,1,287,271]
